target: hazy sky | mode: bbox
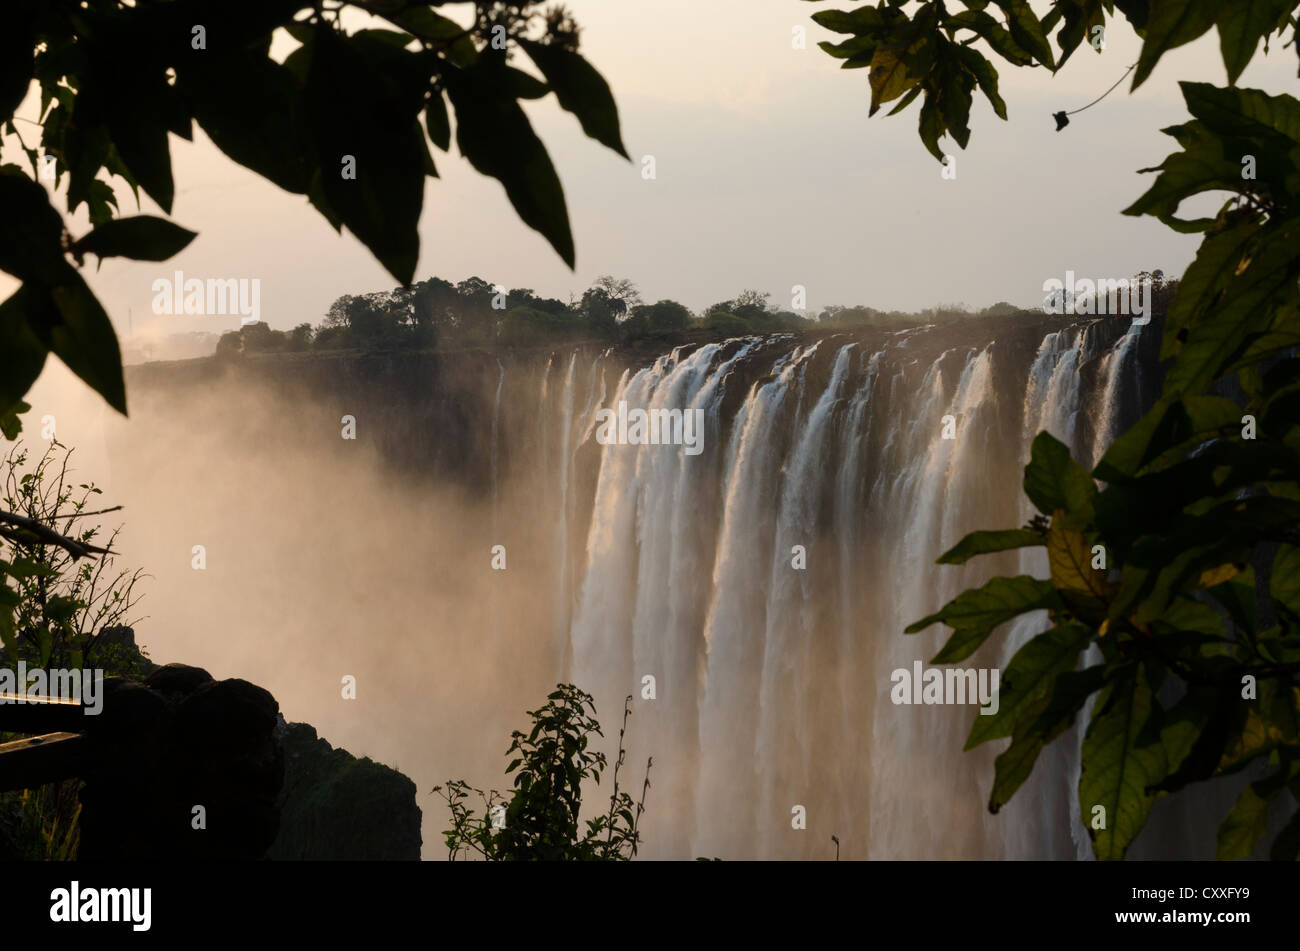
[3,0,1295,345]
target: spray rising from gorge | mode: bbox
[30,310,1232,860]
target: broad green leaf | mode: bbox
[953,45,1007,120]
[936,527,1043,565]
[1215,0,1295,86]
[1210,567,1258,632]
[1093,394,1243,482]
[819,36,877,63]
[1121,122,1250,233]
[1046,514,1113,601]
[1180,81,1300,146]
[1164,216,1300,394]
[1050,0,1107,68]
[1154,594,1227,641]
[938,54,975,147]
[1271,544,1300,616]
[946,10,1033,67]
[906,575,1061,663]
[1216,765,1293,859]
[994,0,1055,69]
[1154,219,1259,360]
[1216,686,1300,774]
[1079,663,1168,860]
[917,91,946,161]
[886,85,923,116]
[811,8,888,35]
[966,622,1091,749]
[868,46,924,116]
[1023,431,1095,521]
[989,664,1108,812]
[1216,781,1274,858]
[1157,685,1223,785]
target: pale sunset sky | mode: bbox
[2,0,1294,348]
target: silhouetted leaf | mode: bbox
[182,53,314,195]
[302,26,428,284]
[994,0,1055,69]
[1216,0,1294,85]
[0,287,48,414]
[0,1,36,123]
[947,10,1033,67]
[0,401,30,441]
[0,167,67,284]
[519,39,628,158]
[47,269,126,414]
[445,60,575,268]
[1133,0,1219,89]
[954,45,1007,120]
[72,216,197,263]
[425,91,451,152]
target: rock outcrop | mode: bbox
[269,720,422,860]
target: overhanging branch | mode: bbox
[0,510,113,559]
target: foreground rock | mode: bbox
[269,720,421,860]
[78,664,283,859]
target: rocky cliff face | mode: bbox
[269,720,421,860]
[124,313,1162,495]
[0,624,423,860]
[115,312,1170,859]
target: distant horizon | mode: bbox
[4,0,1288,359]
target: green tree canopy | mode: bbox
[0,0,627,437]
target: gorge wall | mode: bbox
[83,310,1254,859]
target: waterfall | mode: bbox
[490,357,506,641]
[537,317,1149,858]
[551,353,578,657]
